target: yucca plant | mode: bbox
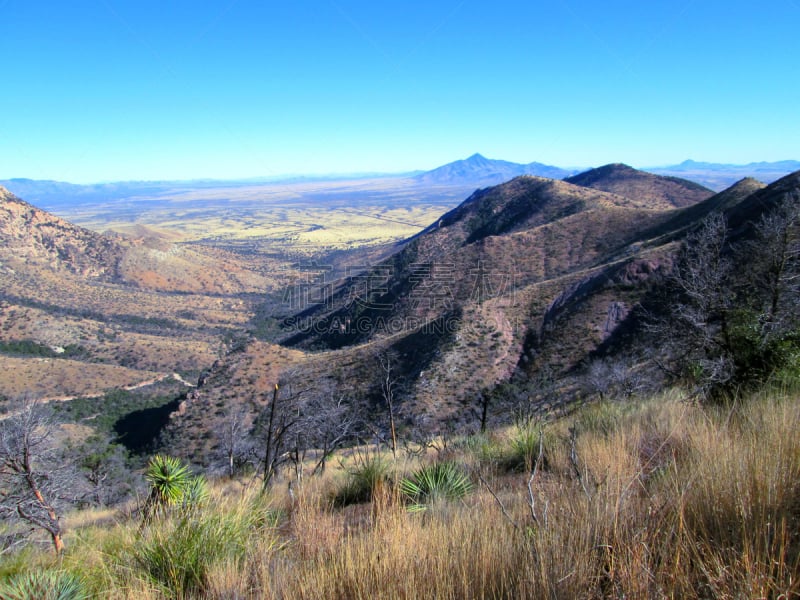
[141,455,202,523]
[0,570,89,600]
[400,461,473,513]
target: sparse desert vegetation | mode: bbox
[2,388,799,599]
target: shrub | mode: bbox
[134,509,257,599]
[400,461,473,512]
[332,454,391,507]
[494,425,558,474]
[179,474,210,514]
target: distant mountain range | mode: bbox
[4,160,800,461]
[162,163,800,462]
[648,159,800,191]
[2,157,798,207]
[417,155,800,191]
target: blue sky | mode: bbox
[1,0,798,183]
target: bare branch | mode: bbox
[477,473,520,532]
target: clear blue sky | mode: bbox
[1,0,798,183]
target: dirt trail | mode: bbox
[1,373,196,418]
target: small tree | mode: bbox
[585,359,613,401]
[741,193,800,380]
[303,385,360,477]
[0,396,68,554]
[253,379,309,491]
[213,401,252,479]
[656,213,737,398]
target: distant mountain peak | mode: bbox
[415,154,575,185]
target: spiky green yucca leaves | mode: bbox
[400,461,473,513]
[0,570,89,600]
[146,455,191,507]
[143,455,207,522]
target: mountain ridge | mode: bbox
[565,163,714,208]
[165,164,800,464]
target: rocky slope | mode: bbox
[168,165,774,463]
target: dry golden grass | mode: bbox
[7,390,800,599]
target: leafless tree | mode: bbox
[511,366,557,426]
[585,356,646,402]
[654,198,800,399]
[304,386,361,477]
[255,382,306,491]
[214,401,252,479]
[376,351,399,460]
[0,397,70,554]
[585,359,613,401]
[747,192,800,344]
[73,436,131,507]
[655,212,737,397]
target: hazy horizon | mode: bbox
[3,154,800,188]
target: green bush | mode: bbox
[491,425,558,474]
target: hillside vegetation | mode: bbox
[3,387,799,599]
